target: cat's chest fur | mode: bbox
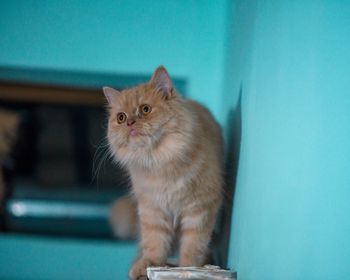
[130,164,195,213]
[128,126,197,213]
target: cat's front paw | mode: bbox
[129,258,151,280]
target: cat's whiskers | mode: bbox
[91,136,116,185]
[91,148,110,185]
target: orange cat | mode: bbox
[103,66,223,279]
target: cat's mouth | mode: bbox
[129,128,145,137]
[130,128,138,136]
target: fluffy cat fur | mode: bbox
[104,66,223,279]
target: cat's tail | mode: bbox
[109,196,138,240]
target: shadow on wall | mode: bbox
[216,85,242,269]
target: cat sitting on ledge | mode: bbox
[103,66,223,280]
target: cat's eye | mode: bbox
[140,104,152,115]
[116,112,127,124]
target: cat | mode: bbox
[103,66,223,279]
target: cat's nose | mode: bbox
[127,119,136,126]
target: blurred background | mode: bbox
[0,1,350,280]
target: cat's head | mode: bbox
[104,66,184,164]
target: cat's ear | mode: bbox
[150,66,176,99]
[103,87,120,105]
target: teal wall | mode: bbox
[225,1,350,279]
[0,0,227,119]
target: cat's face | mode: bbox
[104,67,179,156]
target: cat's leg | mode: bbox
[179,207,217,267]
[129,203,173,279]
